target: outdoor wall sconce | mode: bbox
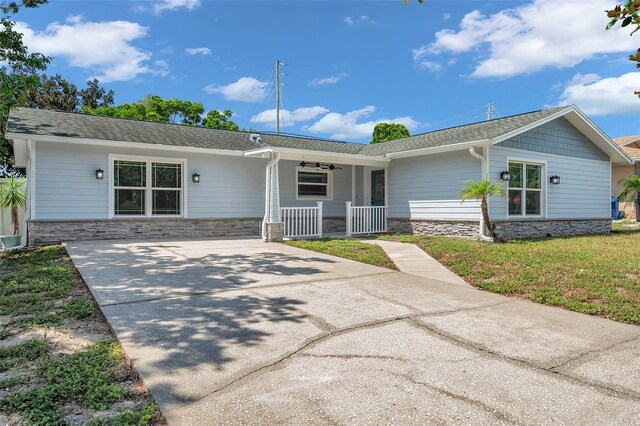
[95,169,104,180]
[192,173,200,183]
[500,170,511,181]
[549,175,560,185]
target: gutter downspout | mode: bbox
[262,151,280,241]
[7,140,32,251]
[468,146,493,242]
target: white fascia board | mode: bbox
[5,132,245,157]
[243,147,273,158]
[384,139,491,159]
[12,138,28,167]
[250,146,390,167]
[490,106,633,165]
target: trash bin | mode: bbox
[611,197,619,220]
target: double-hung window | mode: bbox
[508,161,543,217]
[112,157,184,217]
[296,168,332,200]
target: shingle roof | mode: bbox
[358,106,569,156]
[8,106,573,158]
[614,136,640,159]
[7,108,364,154]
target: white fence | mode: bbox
[280,202,323,238]
[0,178,25,236]
[408,199,481,220]
[346,202,387,236]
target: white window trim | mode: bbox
[108,154,188,219]
[295,166,333,201]
[505,158,547,218]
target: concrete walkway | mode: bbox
[362,239,470,287]
[66,238,640,425]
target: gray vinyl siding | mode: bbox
[488,145,610,219]
[387,150,482,218]
[354,166,364,206]
[498,117,608,161]
[34,141,266,220]
[278,160,353,217]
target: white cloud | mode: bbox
[306,106,419,140]
[16,17,152,82]
[154,0,200,14]
[185,47,211,56]
[415,0,638,78]
[417,61,443,72]
[557,73,640,116]
[251,106,329,127]
[204,77,270,102]
[344,15,377,26]
[151,60,169,77]
[309,73,348,86]
[442,13,451,20]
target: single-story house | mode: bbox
[612,135,640,220]
[7,105,632,246]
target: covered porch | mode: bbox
[244,147,390,240]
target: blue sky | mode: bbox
[14,0,640,142]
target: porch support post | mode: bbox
[384,166,389,232]
[263,152,283,242]
[345,201,352,237]
[317,201,323,238]
[351,165,356,204]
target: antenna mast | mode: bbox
[275,60,281,135]
[486,102,494,121]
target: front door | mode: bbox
[371,170,385,206]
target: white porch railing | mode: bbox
[280,202,323,238]
[346,202,387,236]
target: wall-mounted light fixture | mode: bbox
[549,175,560,185]
[299,161,340,170]
[96,169,104,180]
[500,170,511,181]
[192,173,200,183]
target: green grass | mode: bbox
[88,403,161,426]
[380,228,640,324]
[0,245,93,338]
[0,339,130,425]
[285,238,397,270]
[0,338,48,372]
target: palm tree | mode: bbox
[618,174,640,222]
[460,178,506,243]
[0,177,26,235]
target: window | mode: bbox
[112,157,184,217]
[508,161,543,217]
[296,168,332,200]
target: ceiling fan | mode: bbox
[299,161,343,170]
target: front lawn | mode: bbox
[0,246,163,425]
[284,239,397,270]
[381,227,640,325]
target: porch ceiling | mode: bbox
[244,147,389,168]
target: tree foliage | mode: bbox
[85,95,241,131]
[1,0,50,164]
[618,174,640,221]
[459,178,506,243]
[79,78,115,110]
[605,1,640,95]
[202,109,240,131]
[370,123,410,144]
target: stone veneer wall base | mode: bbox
[28,218,262,246]
[388,218,611,241]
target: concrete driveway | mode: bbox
[66,238,640,425]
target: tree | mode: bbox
[459,178,506,243]
[23,74,79,111]
[606,1,640,96]
[203,109,240,131]
[0,176,26,235]
[79,78,115,110]
[85,95,205,126]
[371,123,410,144]
[1,0,50,165]
[618,174,640,221]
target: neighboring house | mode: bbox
[7,105,632,246]
[612,135,640,220]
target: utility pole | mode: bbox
[486,102,494,121]
[275,60,281,135]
